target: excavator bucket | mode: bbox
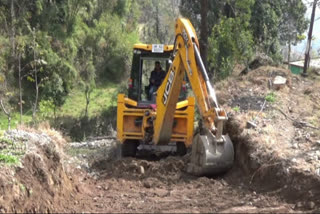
[187,133,234,176]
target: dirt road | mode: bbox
[60,155,300,213]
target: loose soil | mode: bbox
[1,65,320,213]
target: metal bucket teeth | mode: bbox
[187,134,234,176]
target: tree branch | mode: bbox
[0,99,10,116]
[274,107,319,130]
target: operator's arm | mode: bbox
[149,70,155,85]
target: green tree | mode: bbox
[76,49,96,118]
[208,0,254,80]
[180,0,226,69]
[279,0,308,63]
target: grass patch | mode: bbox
[265,92,276,103]
[59,84,118,119]
[0,112,33,130]
[0,154,19,165]
[66,147,95,157]
[232,106,240,112]
[19,183,26,193]
[0,83,118,131]
[0,137,14,145]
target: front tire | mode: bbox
[176,142,187,156]
[121,140,138,157]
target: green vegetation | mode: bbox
[60,85,117,119]
[0,137,13,145]
[19,183,26,193]
[0,0,309,137]
[232,106,241,112]
[180,0,308,80]
[0,154,19,165]
[0,135,25,165]
[0,0,140,129]
[265,92,276,103]
[0,113,33,130]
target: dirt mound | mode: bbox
[0,129,78,213]
[219,66,320,210]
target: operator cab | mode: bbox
[128,44,188,107]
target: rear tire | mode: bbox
[121,140,138,157]
[176,142,187,156]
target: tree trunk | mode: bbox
[85,86,90,118]
[155,2,160,42]
[53,105,56,120]
[287,41,291,69]
[200,0,208,70]
[32,28,38,121]
[18,53,22,124]
[0,100,11,130]
[53,104,57,126]
[10,0,15,57]
[303,0,317,76]
[8,116,11,130]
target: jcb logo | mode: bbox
[162,70,175,105]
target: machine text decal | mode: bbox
[162,70,175,105]
[182,29,189,43]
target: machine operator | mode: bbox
[148,61,166,100]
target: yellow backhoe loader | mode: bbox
[117,18,234,176]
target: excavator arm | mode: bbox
[153,18,234,176]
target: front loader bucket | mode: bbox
[187,134,234,176]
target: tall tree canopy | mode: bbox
[0,0,140,121]
[0,0,309,128]
[180,0,308,80]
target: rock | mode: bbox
[139,166,145,174]
[96,204,103,208]
[246,121,257,129]
[304,88,313,95]
[273,76,287,90]
[307,201,315,210]
[240,53,273,75]
[220,179,228,186]
[285,168,290,174]
[304,168,311,173]
[93,197,99,202]
[143,181,151,188]
[294,202,303,209]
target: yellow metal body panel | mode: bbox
[117,93,195,147]
[118,18,227,148]
[133,44,174,52]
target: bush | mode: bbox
[265,92,276,103]
[0,154,19,165]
